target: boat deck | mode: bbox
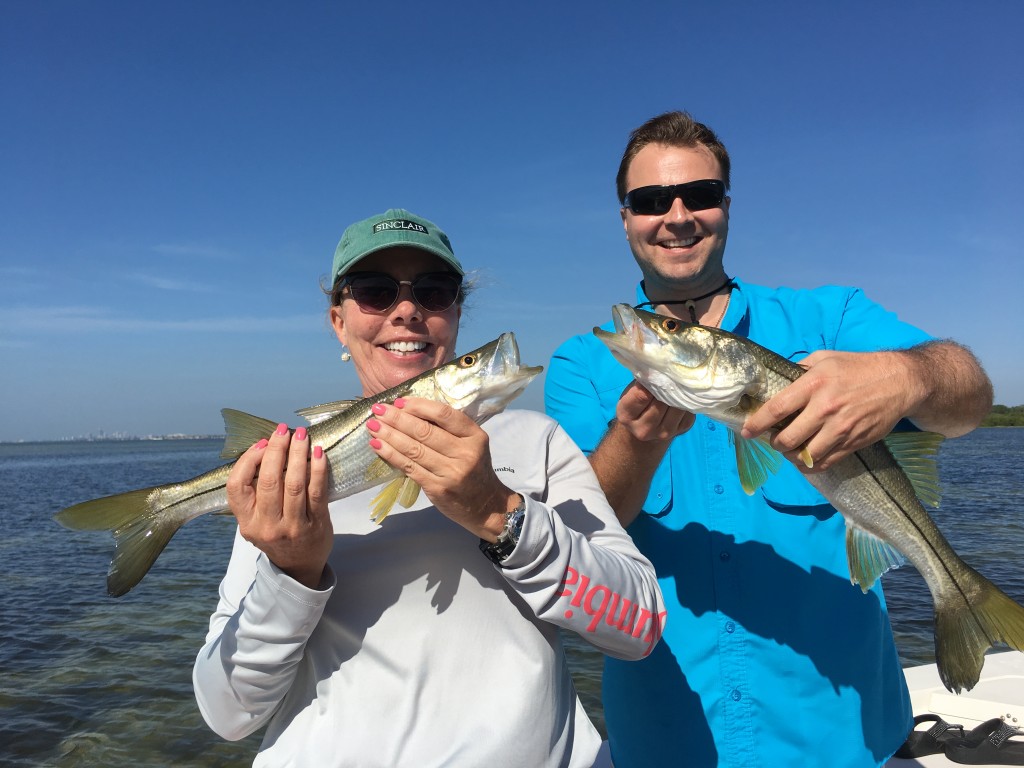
[885,650,1024,766]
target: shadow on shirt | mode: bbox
[603,517,906,766]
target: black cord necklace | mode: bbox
[634,277,735,323]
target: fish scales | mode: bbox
[56,333,542,597]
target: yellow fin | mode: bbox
[732,432,784,495]
[368,474,422,524]
[370,477,402,524]
[845,523,907,592]
[883,431,944,508]
[397,476,421,508]
[799,447,814,469]
[220,408,280,459]
[934,573,1024,693]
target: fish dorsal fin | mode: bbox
[368,475,422,524]
[220,408,280,459]
[883,431,944,508]
[846,523,908,592]
[732,432,785,495]
[295,400,361,426]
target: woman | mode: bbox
[192,209,665,767]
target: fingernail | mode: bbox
[366,419,381,432]
[313,445,323,460]
[394,398,406,409]
[295,427,307,441]
[369,438,382,450]
[255,439,269,450]
[371,403,386,416]
[275,423,289,436]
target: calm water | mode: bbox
[2,429,1023,766]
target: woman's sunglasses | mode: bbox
[338,272,462,313]
[622,179,726,216]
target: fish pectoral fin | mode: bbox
[397,476,422,508]
[798,447,814,469]
[220,408,280,459]
[883,431,944,508]
[295,400,361,426]
[845,524,908,593]
[369,475,422,524]
[733,433,784,495]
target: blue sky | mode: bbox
[2,1,1022,442]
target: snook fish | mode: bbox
[56,333,542,598]
[594,304,1024,693]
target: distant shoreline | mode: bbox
[3,425,1023,446]
[0,435,224,445]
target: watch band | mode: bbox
[479,495,526,565]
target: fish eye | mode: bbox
[459,354,477,367]
[662,318,680,333]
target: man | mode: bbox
[544,111,993,767]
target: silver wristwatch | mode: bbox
[479,495,526,565]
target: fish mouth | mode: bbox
[491,332,544,387]
[593,304,665,358]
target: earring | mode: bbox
[340,348,351,363]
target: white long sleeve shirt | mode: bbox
[193,410,665,768]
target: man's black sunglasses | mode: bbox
[623,179,726,215]
[338,272,462,313]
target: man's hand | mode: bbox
[740,341,992,472]
[614,381,695,443]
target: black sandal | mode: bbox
[895,713,966,758]
[945,719,1024,765]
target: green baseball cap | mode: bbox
[330,209,464,285]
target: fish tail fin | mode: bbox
[55,486,186,597]
[934,569,1024,693]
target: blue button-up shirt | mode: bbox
[545,279,925,768]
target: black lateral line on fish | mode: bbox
[852,450,990,635]
[131,482,226,526]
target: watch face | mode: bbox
[479,496,527,565]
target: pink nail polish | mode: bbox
[255,439,269,450]
[313,445,323,460]
[369,438,382,450]
[295,427,307,441]
[275,423,289,436]
[394,397,406,409]
[371,403,386,416]
[366,419,381,432]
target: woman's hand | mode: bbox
[225,423,333,588]
[365,398,519,541]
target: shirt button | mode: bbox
[714,484,724,494]
[707,422,717,431]
[719,551,731,561]
[725,621,736,633]
[731,689,742,702]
